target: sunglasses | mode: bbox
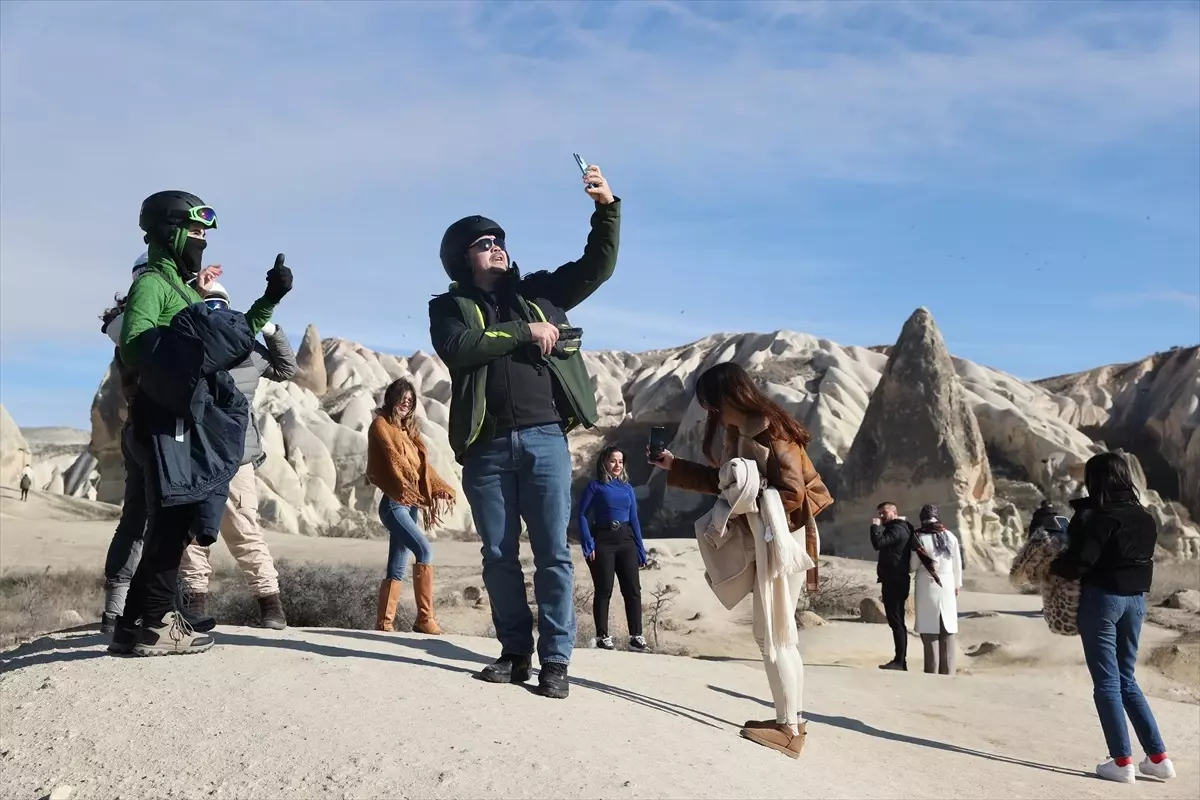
[204,298,229,311]
[468,236,505,253]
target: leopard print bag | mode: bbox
[1009,528,1081,637]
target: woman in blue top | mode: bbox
[578,446,648,651]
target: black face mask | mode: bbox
[180,236,207,279]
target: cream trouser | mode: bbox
[751,572,806,724]
[179,463,279,597]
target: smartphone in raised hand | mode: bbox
[574,153,597,188]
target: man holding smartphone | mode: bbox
[429,163,619,699]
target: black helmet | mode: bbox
[439,215,505,283]
[139,190,216,251]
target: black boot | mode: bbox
[257,593,287,630]
[100,612,118,636]
[477,653,532,684]
[537,662,570,699]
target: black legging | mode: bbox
[587,524,642,638]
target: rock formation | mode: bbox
[828,308,1013,569]
[293,323,328,397]
[0,404,31,488]
[1037,346,1200,523]
[82,315,1200,565]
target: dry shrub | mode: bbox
[799,570,872,619]
[0,567,105,648]
[207,559,413,631]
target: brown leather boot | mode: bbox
[412,564,442,635]
[739,722,806,759]
[376,579,402,632]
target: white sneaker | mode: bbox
[629,635,648,651]
[1139,756,1176,780]
[1095,759,1135,784]
[596,636,615,650]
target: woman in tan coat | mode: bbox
[367,378,457,634]
[650,362,833,759]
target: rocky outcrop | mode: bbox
[84,314,1200,565]
[1037,346,1200,522]
[830,308,1015,570]
[293,324,328,397]
[0,404,31,488]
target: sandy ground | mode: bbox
[3,628,1199,800]
[2,488,1199,798]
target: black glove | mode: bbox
[264,253,293,304]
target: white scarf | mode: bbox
[695,457,814,659]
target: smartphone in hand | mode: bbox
[574,153,597,188]
[648,426,668,460]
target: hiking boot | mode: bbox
[133,612,214,656]
[879,660,907,671]
[538,662,570,699]
[629,635,648,651]
[257,593,287,630]
[477,653,532,684]
[596,635,615,650]
[740,722,806,759]
[178,590,216,632]
[100,612,118,636]
[107,617,140,655]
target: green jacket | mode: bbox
[429,199,621,462]
[120,243,276,368]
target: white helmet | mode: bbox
[204,280,231,308]
[132,251,149,279]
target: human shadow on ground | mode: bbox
[707,684,1091,778]
[0,632,109,675]
[694,654,858,669]
[219,631,477,677]
[306,628,735,730]
[313,629,493,666]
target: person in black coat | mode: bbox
[870,502,915,671]
[1051,452,1176,784]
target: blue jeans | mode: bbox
[379,497,433,581]
[1077,584,1167,759]
[102,424,149,616]
[462,423,575,665]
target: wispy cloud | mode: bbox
[1091,290,1200,311]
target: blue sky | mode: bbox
[1,0,1197,429]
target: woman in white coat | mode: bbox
[911,504,963,675]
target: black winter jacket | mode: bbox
[1051,491,1157,595]
[871,518,916,584]
[132,303,254,546]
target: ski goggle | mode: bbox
[182,205,218,228]
[467,236,505,253]
[204,298,229,311]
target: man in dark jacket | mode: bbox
[179,280,297,630]
[99,255,223,635]
[428,163,619,699]
[871,502,916,671]
[112,190,288,657]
